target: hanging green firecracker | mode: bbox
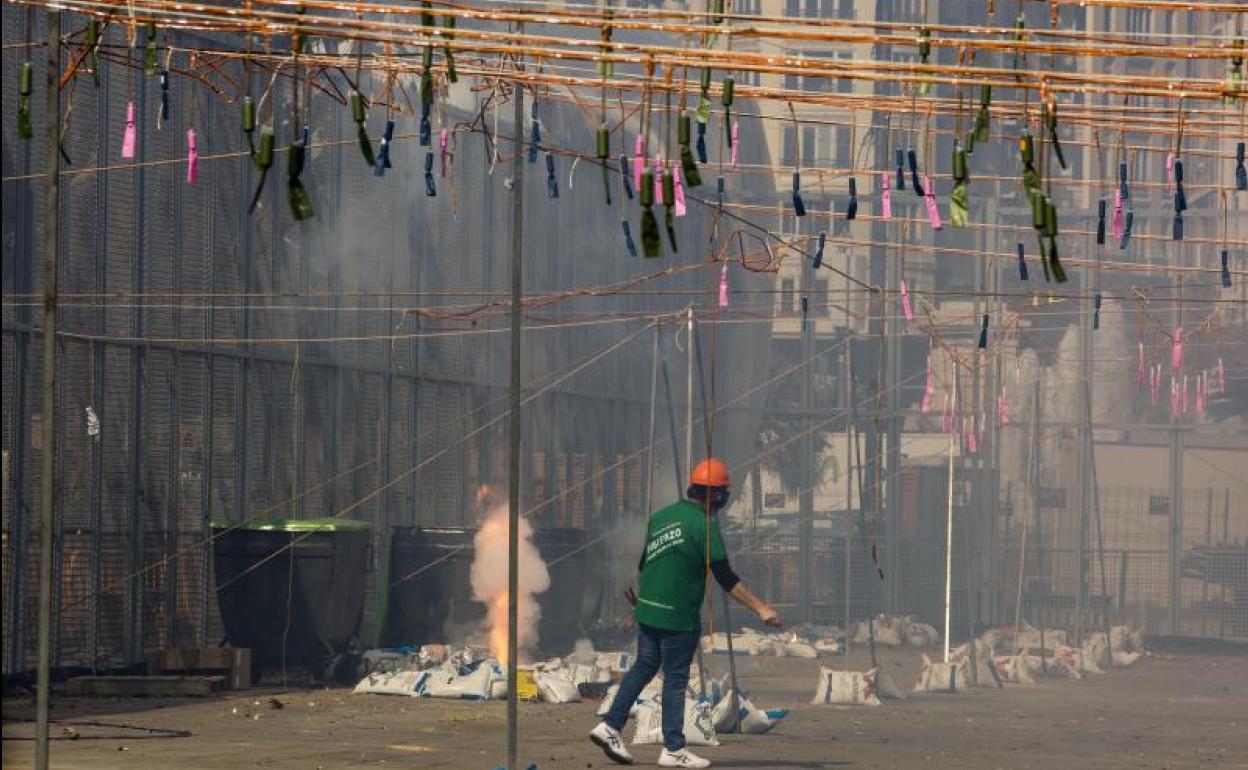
[950,141,969,228]
[639,168,661,257]
[17,61,33,140]
[1226,37,1244,105]
[917,28,932,96]
[678,113,702,187]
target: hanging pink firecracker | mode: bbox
[880,172,892,220]
[653,156,664,205]
[921,355,935,413]
[185,129,199,184]
[122,101,137,158]
[1137,342,1146,389]
[718,261,729,308]
[1172,327,1183,371]
[923,175,942,230]
[1112,189,1124,241]
[900,280,915,321]
[632,135,644,190]
[730,121,740,169]
[674,163,687,217]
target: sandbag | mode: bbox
[535,671,581,703]
[633,699,719,746]
[993,653,1037,684]
[1016,621,1066,651]
[596,681,659,719]
[422,661,495,700]
[951,638,999,687]
[811,666,882,706]
[914,653,968,693]
[353,669,430,696]
[710,689,788,734]
[783,641,818,658]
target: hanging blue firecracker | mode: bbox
[621,220,638,257]
[1222,249,1232,288]
[619,155,634,199]
[846,177,858,220]
[813,231,826,269]
[978,314,989,349]
[908,147,923,196]
[895,148,905,190]
[374,118,395,176]
[1093,293,1102,330]
[424,152,436,196]
[1017,242,1028,280]
[546,152,559,199]
[792,171,806,217]
[1236,142,1247,190]
[1096,198,1106,245]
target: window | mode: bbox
[781,125,796,166]
[1126,9,1150,34]
[764,493,787,509]
[813,278,830,315]
[837,51,853,93]
[1149,496,1170,516]
[835,125,852,164]
[780,277,795,314]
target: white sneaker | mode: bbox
[589,722,635,765]
[658,748,711,768]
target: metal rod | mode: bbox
[506,33,525,770]
[942,421,956,664]
[644,322,660,518]
[35,8,63,768]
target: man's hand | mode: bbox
[624,586,638,608]
[757,604,782,628]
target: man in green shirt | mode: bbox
[589,458,781,768]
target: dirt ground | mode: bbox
[4,647,1247,770]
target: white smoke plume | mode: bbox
[469,485,551,665]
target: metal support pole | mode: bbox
[506,40,525,770]
[35,9,63,768]
[798,233,815,625]
[1168,426,1184,636]
[942,410,956,663]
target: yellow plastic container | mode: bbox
[516,668,539,701]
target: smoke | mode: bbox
[469,485,551,665]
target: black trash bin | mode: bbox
[213,518,370,675]
[381,526,604,656]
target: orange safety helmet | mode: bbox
[689,458,731,488]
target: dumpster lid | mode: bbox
[211,517,372,532]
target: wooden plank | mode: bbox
[145,647,251,690]
[65,675,226,697]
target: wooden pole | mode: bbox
[506,31,525,768]
[35,9,63,769]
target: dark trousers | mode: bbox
[602,623,699,752]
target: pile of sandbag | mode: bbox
[701,629,824,658]
[847,615,939,648]
[352,640,637,704]
[949,638,1001,687]
[597,672,789,744]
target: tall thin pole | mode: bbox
[506,34,525,770]
[685,306,694,472]
[942,418,956,664]
[35,9,63,770]
[643,323,661,516]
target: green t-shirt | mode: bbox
[633,499,728,633]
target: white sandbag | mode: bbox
[535,671,582,703]
[993,653,1037,684]
[914,653,969,693]
[417,644,449,667]
[951,638,999,687]
[633,699,719,746]
[1015,621,1066,652]
[422,662,495,700]
[596,684,619,717]
[1027,650,1081,680]
[784,641,818,658]
[1112,649,1143,667]
[594,652,634,673]
[702,632,765,655]
[353,669,430,696]
[596,681,660,718]
[814,638,841,655]
[904,622,940,648]
[811,666,882,706]
[711,689,788,734]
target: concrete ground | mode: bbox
[3,647,1247,769]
